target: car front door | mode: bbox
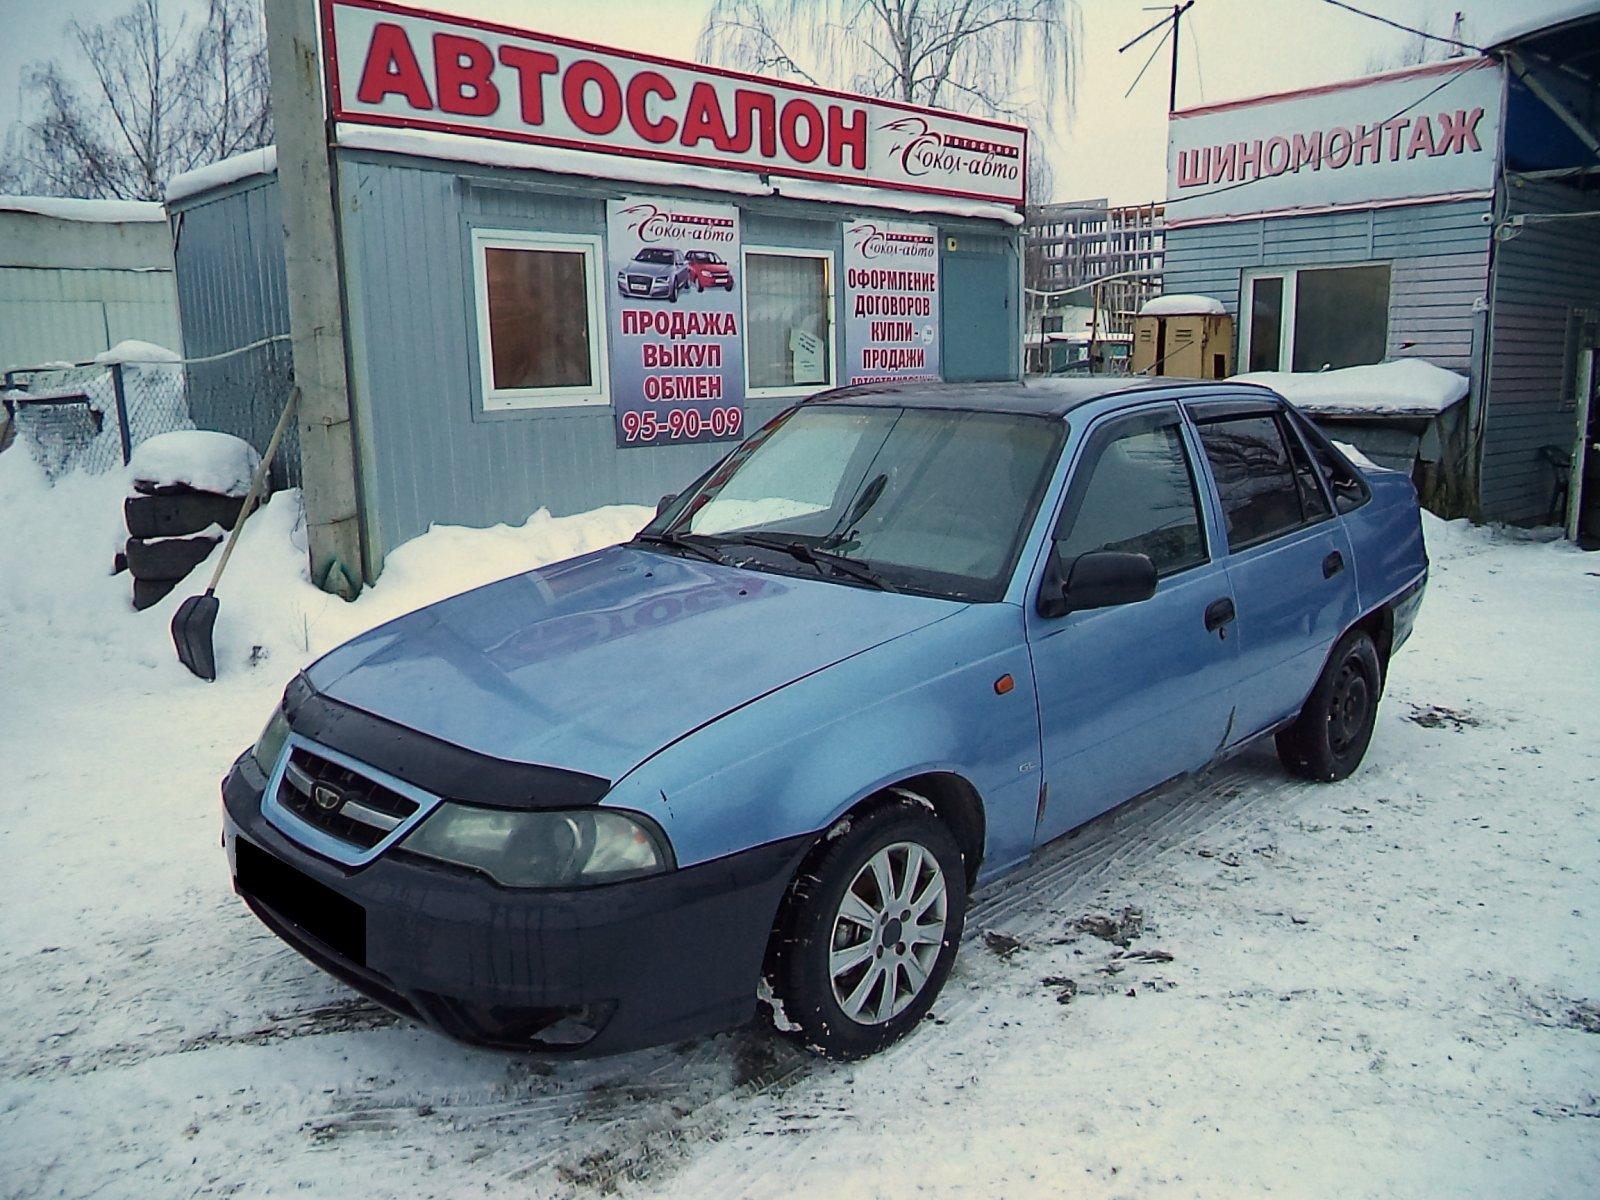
[1189,402,1361,743]
[1026,404,1240,845]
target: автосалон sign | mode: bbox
[324,0,1028,207]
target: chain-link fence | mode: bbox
[1,337,297,486]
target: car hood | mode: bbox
[628,261,673,276]
[304,546,961,783]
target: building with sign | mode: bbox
[1162,7,1600,540]
[165,0,1027,579]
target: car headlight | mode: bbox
[401,804,673,888]
[250,704,291,775]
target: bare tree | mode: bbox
[8,0,272,200]
[1363,8,1470,74]
[698,0,1080,124]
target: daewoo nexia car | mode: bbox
[685,250,735,292]
[616,247,691,302]
[224,380,1426,1060]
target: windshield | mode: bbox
[634,248,675,264]
[687,252,722,264]
[648,404,1064,601]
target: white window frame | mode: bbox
[741,245,837,398]
[1240,262,1391,375]
[471,228,609,412]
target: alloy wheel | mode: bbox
[828,841,948,1025]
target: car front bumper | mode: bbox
[222,753,809,1056]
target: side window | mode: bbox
[1282,416,1332,520]
[1196,415,1307,550]
[1056,418,1207,578]
[1290,411,1372,514]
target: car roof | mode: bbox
[801,378,1278,418]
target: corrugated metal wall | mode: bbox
[1482,177,1600,524]
[169,176,298,487]
[0,266,182,369]
[334,152,1021,564]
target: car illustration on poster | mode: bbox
[685,250,735,292]
[617,248,692,302]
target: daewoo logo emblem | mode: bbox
[312,783,343,812]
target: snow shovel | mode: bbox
[170,388,299,681]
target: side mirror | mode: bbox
[655,493,678,517]
[1038,549,1157,618]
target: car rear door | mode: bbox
[1026,403,1240,845]
[1187,399,1360,743]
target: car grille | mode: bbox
[276,745,420,851]
[627,273,655,292]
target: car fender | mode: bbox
[602,602,1042,885]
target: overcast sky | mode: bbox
[0,0,1583,203]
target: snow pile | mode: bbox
[0,441,652,683]
[93,339,183,366]
[1140,293,1227,317]
[165,146,279,204]
[0,195,166,223]
[1332,439,1385,472]
[1233,358,1470,417]
[128,430,261,497]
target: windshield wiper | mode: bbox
[630,530,726,565]
[728,534,898,592]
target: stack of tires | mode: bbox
[122,483,244,610]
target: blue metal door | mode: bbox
[1190,407,1361,742]
[941,251,1014,382]
[1026,406,1239,844]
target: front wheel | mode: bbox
[1277,629,1382,781]
[764,795,966,1060]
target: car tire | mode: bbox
[1276,629,1382,782]
[125,533,220,582]
[695,279,705,292]
[131,576,178,611]
[764,793,967,1060]
[724,280,734,292]
[125,491,245,539]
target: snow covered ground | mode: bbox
[1,449,1596,1199]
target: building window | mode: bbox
[1241,264,1390,374]
[744,247,834,394]
[472,229,607,411]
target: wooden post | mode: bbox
[263,0,364,598]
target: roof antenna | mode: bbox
[1119,2,1198,113]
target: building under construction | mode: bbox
[1024,199,1165,373]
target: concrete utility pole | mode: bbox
[263,0,364,598]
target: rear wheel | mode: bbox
[1276,629,1382,781]
[765,795,966,1060]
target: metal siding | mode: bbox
[336,154,1020,561]
[169,177,298,486]
[1481,179,1600,522]
[0,266,180,368]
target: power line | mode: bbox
[1318,0,1484,55]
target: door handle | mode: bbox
[1204,597,1236,633]
[1323,550,1345,579]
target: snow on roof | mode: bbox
[1232,358,1470,417]
[165,146,279,205]
[0,196,166,224]
[1482,0,1600,49]
[337,125,773,197]
[128,430,261,498]
[336,125,1021,224]
[770,177,1022,225]
[93,340,182,366]
[1140,294,1227,317]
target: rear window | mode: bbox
[1289,411,1372,514]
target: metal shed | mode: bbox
[0,197,182,369]
[1160,6,1600,541]
[167,1,1028,581]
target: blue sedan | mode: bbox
[223,378,1427,1060]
